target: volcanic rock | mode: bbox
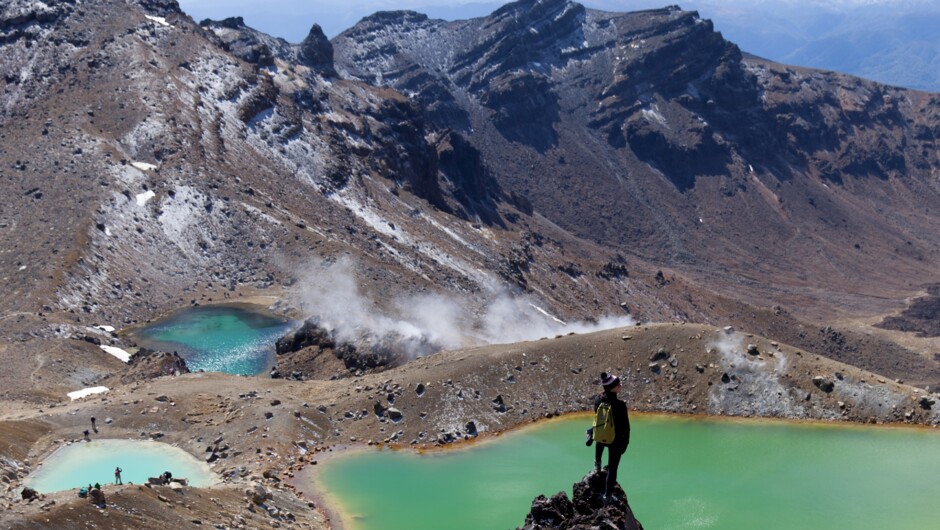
[517,470,643,530]
[812,376,835,393]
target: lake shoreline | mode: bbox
[297,408,940,530]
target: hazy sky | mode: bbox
[178,0,507,40]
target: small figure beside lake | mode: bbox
[591,372,630,504]
[114,466,122,485]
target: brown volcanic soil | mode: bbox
[877,285,940,338]
[3,1,940,528]
[3,323,938,529]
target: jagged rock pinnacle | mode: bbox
[517,470,644,529]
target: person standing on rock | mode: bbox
[114,466,122,485]
[593,372,630,502]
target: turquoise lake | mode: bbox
[25,439,217,493]
[133,304,293,375]
[314,414,940,530]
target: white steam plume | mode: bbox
[291,257,635,358]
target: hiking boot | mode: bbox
[593,461,601,473]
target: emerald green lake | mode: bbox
[314,415,940,530]
[133,304,292,375]
[25,439,217,493]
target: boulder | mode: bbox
[649,348,669,362]
[517,470,643,530]
[465,421,478,437]
[812,376,835,393]
[250,483,272,505]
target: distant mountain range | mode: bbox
[3,0,940,396]
[658,0,940,92]
[179,0,940,92]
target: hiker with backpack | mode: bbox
[590,372,630,503]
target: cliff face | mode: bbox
[333,0,940,319]
[3,0,940,400]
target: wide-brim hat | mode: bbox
[601,372,620,390]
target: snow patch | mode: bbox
[100,345,131,363]
[131,161,158,172]
[332,193,398,238]
[529,304,567,325]
[68,386,109,401]
[135,190,155,206]
[95,325,115,333]
[145,15,170,27]
[642,105,667,127]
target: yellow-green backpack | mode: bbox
[593,402,616,444]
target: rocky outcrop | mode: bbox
[365,96,445,208]
[276,319,334,355]
[200,17,277,66]
[0,0,76,43]
[299,24,335,76]
[517,471,643,530]
[877,285,940,337]
[133,0,182,17]
[451,0,586,90]
[108,348,190,385]
[275,319,441,379]
[481,71,559,152]
[433,130,503,224]
[200,17,334,76]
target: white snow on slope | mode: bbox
[100,345,131,362]
[131,161,158,171]
[135,190,155,206]
[68,386,109,400]
[145,15,170,27]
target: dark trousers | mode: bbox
[595,443,623,497]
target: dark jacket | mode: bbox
[594,392,630,450]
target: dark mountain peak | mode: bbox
[200,17,334,75]
[133,0,182,17]
[299,23,336,76]
[205,16,248,30]
[358,10,430,30]
[493,0,578,16]
[200,16,283,66]
[454,0,586,88]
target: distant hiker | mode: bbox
[91,416,97,433]
[114,467,122,485]
[83,429,90,441]
[89,487,106,507]
[592,372,630,503]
